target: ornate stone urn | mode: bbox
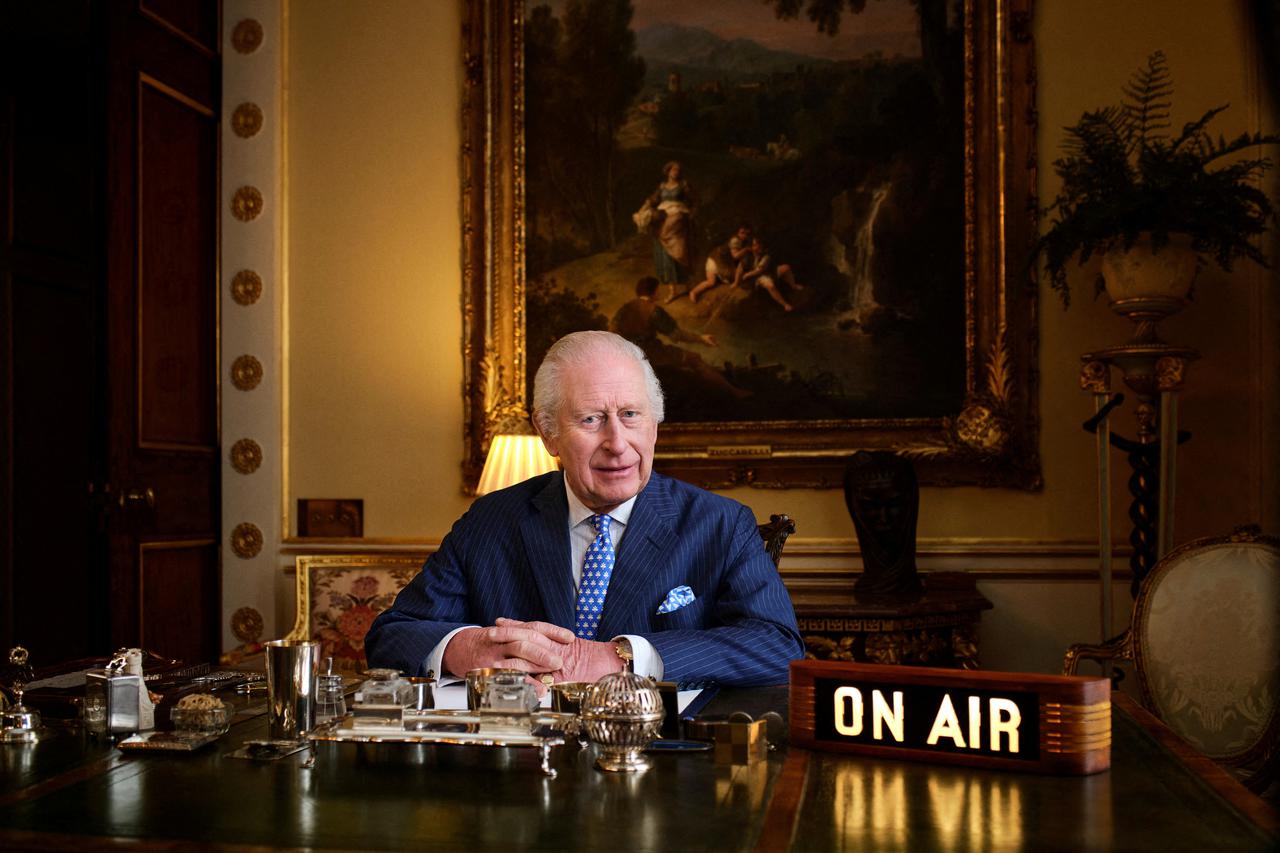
[1100,232,1198,343]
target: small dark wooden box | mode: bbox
[297,499,363,537]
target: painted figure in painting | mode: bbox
[634,161,695,302]
[688,224,752,303]
[740,235,806,312]
[610,276,749,399]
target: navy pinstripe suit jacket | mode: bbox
[364,471,804,686]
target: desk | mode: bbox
[1,690,1275,851]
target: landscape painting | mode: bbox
[461,0,1040,490]
[523,0,965,423]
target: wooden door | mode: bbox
[104,1,221,664]
[1,1,221,666]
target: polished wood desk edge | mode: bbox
[1111,692,1279,837]
[0,828,307,852]
[755,749,810,852]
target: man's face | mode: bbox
[538,351,658,514]
[737,227,751,241]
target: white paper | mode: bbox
[676,690,702,714]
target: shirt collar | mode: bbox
[564,481,637,529]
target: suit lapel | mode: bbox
[598,475,677,637]
[520,474,576,629]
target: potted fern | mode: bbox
[1035,51,1280,315]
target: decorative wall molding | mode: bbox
[221,0,284,650]
[230,185,264,221]
[230,269,263,305]
[229,438,263,474]
[277,534,1132,572]
[230,522,264,558]
[230,102,264,138]
[231,18,264,54]
[229,354,263,390]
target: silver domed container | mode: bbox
[580,672,664,772]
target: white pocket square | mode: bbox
[656,585,695,614]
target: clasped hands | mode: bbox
[441,617,623,688]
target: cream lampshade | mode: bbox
[476,434,559,495]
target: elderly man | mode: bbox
[365,330,802,687]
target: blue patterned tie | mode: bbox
[574,514,616,640]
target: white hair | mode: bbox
[532,331,665,438]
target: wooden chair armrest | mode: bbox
[757,514,796,569]
[282,556,312,643]
[1062,630,1133,675]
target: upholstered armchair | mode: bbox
[1063,526,1279,793]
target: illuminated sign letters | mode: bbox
[816,678,1038,760]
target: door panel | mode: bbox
[139,540,218,664]
[140,0,220,55]
[105,1,221,663]
[138,78,217,450]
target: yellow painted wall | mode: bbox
[288,0,470,536]
[287,0,1275,547]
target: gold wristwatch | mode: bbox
[613,638,634,673]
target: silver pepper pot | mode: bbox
[580,671,664,772]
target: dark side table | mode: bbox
[791,571,992,669]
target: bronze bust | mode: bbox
[843,451,923,600]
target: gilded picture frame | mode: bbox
[461,0,1040,491]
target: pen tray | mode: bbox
[308,709,576,749]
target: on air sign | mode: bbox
[791,661,1110,775]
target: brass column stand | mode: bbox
[1080,293,1197,644]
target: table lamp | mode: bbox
[476,434,559,495]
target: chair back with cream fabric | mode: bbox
[1064,527,1279,792]
[284,554,427,673]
